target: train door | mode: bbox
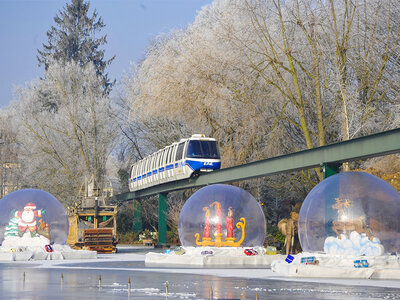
[151,154,156,185]
[141,159,146,187]
[137,160,143,189]
[143,157,150,187]
[151,154,157,185]
[175,142,185,180]
[129,164,134,191]
[132,164,138,191]
[170,143,178,179]
[159,148,167,182]
[165,146,172,180]
[133,163,138,190]
[154,150,160,184]
[147,155,154,186]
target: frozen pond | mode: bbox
[1,247,399,299]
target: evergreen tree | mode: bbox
[37,0,115,93]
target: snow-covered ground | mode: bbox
[12,246,396,289]
[0,245,399,299]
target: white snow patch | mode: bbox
[0,240,97,261]
[271,251,400,280]
[2,232,50,248]
[324,232,384,256]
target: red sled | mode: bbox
[45,244,53,252]
[244,249,258,256]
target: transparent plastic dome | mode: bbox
[178,184,266,247]
[0,189,69,246]
[299,172,400,256]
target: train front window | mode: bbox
[186,140,220,159]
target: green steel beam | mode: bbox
[115,128,400,201]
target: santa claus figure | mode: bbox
[14,203,45,238]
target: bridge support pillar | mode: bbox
[158,193,167,245]
[132,200,142,233]
[322,163,341,179]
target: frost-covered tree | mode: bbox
[123,2,282,168]
[37,0,115,94]
[11,61,116,204]
[121,0,400,192]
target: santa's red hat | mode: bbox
[24,203,36,210]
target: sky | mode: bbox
[0,0,213,108]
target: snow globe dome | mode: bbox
[0,189,69,247]
[178,184,266,247]
[298,172,400,256]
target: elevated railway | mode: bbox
[115,128,400,244]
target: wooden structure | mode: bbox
[83,228,116,253]
[67,177,118,253]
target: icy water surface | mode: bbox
[1,261,400,300]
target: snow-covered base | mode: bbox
[271,252,400,280]
[2,234,50,248]
[145,246,285,267]
[0,244,97,261]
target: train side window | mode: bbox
[151,154,155,172]
[142,159,147,175]
[169,145,176,164]
[130,165,134,178]
[176,142,184,161]
[144,157,150,175]
[143,157,149,175]
[137,161,142,178]
[153,154,157,171]
[183,140,189,158]
[156,151,162,169]
[170,146,175,163]
[161,149,166,166]
[149,155,154,172]
[171,144,178,162]
[147,157,151,174]
[140,160,145,176]
[167,147,171,164]
[131,164,136,179]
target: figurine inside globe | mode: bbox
[178,184,266,247]
[0,189,69,248]
[298,172,400,256]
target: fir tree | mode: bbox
[37,0,115,93]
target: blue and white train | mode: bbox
[129,134,221,192]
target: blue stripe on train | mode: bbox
[185,160,221,171]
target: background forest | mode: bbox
[1,0,400,244]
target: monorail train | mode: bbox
[129,134,221,192]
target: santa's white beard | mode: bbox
[22,210,34,223]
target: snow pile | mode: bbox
[271,252,400,279]
[324,232,384,256]
[2,232,50,248]
[145,246,285,267]
[0,241,97,261]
